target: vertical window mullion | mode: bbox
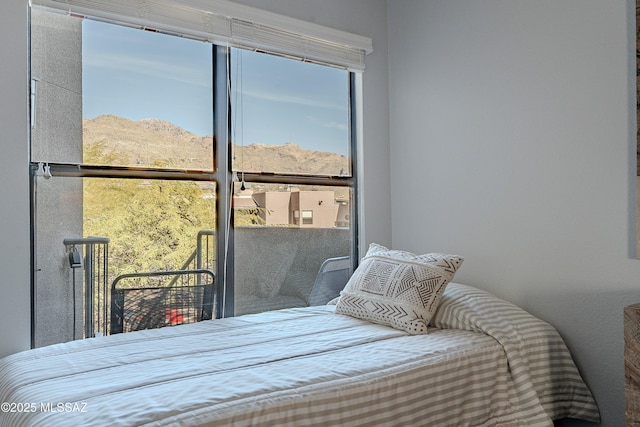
[214,44,234,318]
[349,72,359,269]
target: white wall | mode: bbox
[0,1,391,355]
[0,0,31,357]
[388,0,636,425]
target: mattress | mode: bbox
[0,283,599,426]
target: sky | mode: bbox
[82,19,350,156]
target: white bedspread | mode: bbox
[0,283,599,427]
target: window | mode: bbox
[230,49,351,176]
[81,20,214,170]
[229,48,354,316]
[30,10,216,347]
[302,211,314,225]
[29,2,367,347]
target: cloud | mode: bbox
[241,88,346,111]
[84,52,212,88]
[323,121,349,131]
[304,115,348,132]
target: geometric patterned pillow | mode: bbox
[335,243,463,334]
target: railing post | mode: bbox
[64,237,110,338]
[197,229,216,271]
[84,246,93,339]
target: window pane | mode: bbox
[33,176,216,347]
[31,10,214,171]
[233,182,351,316]
[230,49,350,176]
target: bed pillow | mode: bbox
[335,243,463,334]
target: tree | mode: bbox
[83,145,216,284]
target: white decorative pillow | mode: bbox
[335,243,463,334]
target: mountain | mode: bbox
[83,115,349,176]
[83,115,213,169]
[233,142,348,176]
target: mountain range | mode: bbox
[83,115,349,176]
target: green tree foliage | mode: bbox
[83,145,216,283]
[234,207,267,226]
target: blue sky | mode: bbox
[82,20,350,155]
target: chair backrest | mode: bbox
[110,269,215,334]
[308,256,352,306]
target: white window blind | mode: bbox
[29,0,373,71]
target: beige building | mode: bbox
[235,187,348,228]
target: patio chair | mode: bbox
[307,256,352,306]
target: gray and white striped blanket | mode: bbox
[0,283,598,426]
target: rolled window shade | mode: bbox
[30,0,372,71]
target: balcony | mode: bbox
[34,227,350,346]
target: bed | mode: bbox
[0,281,599,427]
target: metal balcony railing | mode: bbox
[64,230,216,338]
[63,237,110,339]
[167,230,216,288]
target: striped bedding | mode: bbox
[0,283,599,427]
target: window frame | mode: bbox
[215,47,359,317]
[29,12,360,341]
